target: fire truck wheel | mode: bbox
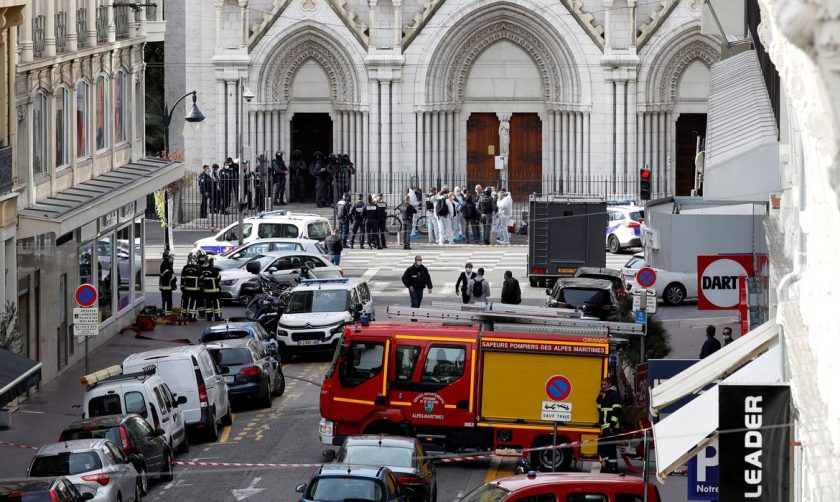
[531,436,573,472]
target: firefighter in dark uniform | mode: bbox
[336,193,352,247]
[375,194,388,249]
[194,249,209,318]
[159,251,177,315]
[180,252,201,321]
[349,194,366,249]
[597,378,622,473]
[364,195,380,249]
[201,256,223,321]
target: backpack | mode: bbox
[479,195,493,215]
[436,198,449,217]
[472,278,484,297]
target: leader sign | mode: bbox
[697,255,754,310]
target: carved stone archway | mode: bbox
[644,28,721,107]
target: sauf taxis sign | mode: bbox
[697,255,754,310]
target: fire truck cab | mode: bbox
[319,304,641,471]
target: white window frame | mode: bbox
[32,92,49,176]
[95,75,109,152]
[55,86,71,169]
[115,70,128,144]
[76,80,91,160]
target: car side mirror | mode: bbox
[295,484,306,494]
[545,288,551,295]
[322,449,336,461]
[153,428,166,437]
[232,252,242,259]
[245,262,261,274]
[176,395,188,405]
[127,453,143,466]
[268,266,278,274]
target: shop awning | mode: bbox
[0,348,42,408]
[650,320,779,415]
[18,157,184,239]
[653,344,783,480]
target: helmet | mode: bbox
[187,252,195,264]
[195,249,208,264]
[207,256,214,266]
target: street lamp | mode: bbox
[237,79,255,246]
[145,90,206,251]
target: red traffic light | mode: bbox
[640,169,651,180]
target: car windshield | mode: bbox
[203,330,251,342]
[307,221,332,241]
[459,484,511,502]
[285,290,350,314]
[29,452,103,476]
[61,426,121,444]
[210,348,252,367]
[337,445,413,467]
[579,275,623,291]
[625,256,644,269]
[629,210,644,221]
[307,477,384,502]
[559,288,609,307]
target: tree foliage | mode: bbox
[609,295,671,368]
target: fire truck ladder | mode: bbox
[386,302,644,337]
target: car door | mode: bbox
[331,339,388,424]
[250,343,276,390]
[151,386,174,442]
[198,349,228,421]
[126,417,164,473]
[104,442,136,500]
[161,384,186,446]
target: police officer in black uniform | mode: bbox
[349,194,367,249]
[375,194,388,249]
[289,150,307,202]
[364,195,380,249]
[201,256,223,321]
[311,151,330,207]
[180,252,201,321]
[336,193,352,247]
[159,251,177,315]
[271,152,288,205]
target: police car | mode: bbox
[276,278,374,353]
[194,211,332,255]
[606,205,644,254]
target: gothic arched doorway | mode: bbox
[290,113,333,202]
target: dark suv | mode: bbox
[574,267,628,300]
[546,278,618,320]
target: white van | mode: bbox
[194,211,333,255]
[123,346,232,441]
[82,367,188,453]
[276,278,374,353]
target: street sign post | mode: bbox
[75,284,98,308]
[73,305,100,374]
[632,288,657,313]
[636,267,657,289]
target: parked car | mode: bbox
[218,252,343,303]
[546,278,618,320]
[619,252,696,305]
[199,321,279,356]
[277,278,373,354]
[122,346,232,442]
[213,238,326,270]
[327,435,436,502]
[606,205,644,254]
[0,478,93,501]
[27,439,142,502]
[459,472,661,501]
[205,339,285,408]
[574,267,628,300]
[59,414,175,488]
[296,464,407,502]
[194,212,332,254]
[80,367,188,454]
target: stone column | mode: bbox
[217,80,227,161]
[215,0,223,49]
[561,112,570,191]
[369,80,380,181]
[448,111,456,184]
[254,111,262,156]
[652,111,660,192]
[355,112,362,190]
[248,111,256,156]
[226,80,237,157]
[417,111,425,182]
[665,112,674,196]
[44,0,56,57]
[106,0,115,43]
[554,111,562,192]
[575,112,583,193]
[381,81,391,179]
[344,111,351,153]
[20,6,33,62]
[362,111,369,184]
[424,113,432,184]
[583,113,591,185]
[67,1,78,52]
[615,81,626,185]
[239,0,249,48]
[393,0,402,47]
[627,81,637,185]
[86,0,97,48]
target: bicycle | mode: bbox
[384,209,428,236]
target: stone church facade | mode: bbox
[167,0,720,200]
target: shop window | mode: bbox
[97,234,113,322]
[117,226,131,311]
[55,87,71,167]
[79,242,93,286]
[115,71,127,143]
[33,92,48,175]
[95,76,108,151]
[76,81,89,158]
[134,217,143,296]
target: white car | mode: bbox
[219,251,343,302]
[194,211,332,255]
[276,278,374,353]
[623,253,697,306]
[213,238,326,271]
[606,205,644,254]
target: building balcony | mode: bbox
[145,0,165,43]
[0,146,13,195]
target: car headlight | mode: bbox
[220,279,236,286]
[319,418,334,436]
[277,330,289,337]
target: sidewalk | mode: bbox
[0,300,198,476]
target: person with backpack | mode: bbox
[478,188,497,245]
[500,270,522,304]
[461,194,481,244]
[455,262,477,304]
[468,268,490,303]
[336,193,352,246]
[425,188,439,244]
[270,151,288,205]
[436,186,454,245]
[452,186,465,242]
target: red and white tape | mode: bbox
[173,460,321,469]
[0,439,39,450]
[436,454,494,463]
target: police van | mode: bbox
[276,278,374,353]
[194,211,332,255]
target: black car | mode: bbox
[574,267,628,299]
[205,338,285,408]
[0,478,92,501]
[58,414,174,488]
[328,435,436,502]
[546,278,618,320]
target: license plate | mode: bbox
[224,376,235,383]
[298,340,322,346]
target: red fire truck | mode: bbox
[318,303,643,470]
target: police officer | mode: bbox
[311,151,330,207]
[198,165,212,219]
[375,194,388,249]
[336,192,352,246]
[289,150,307,203]
[271,152,288,205]
[364,195,380,249]
[349,194,366,249]
[201,256,223,321]
[596,378,622,473]
[159,251,177,315]
[180,252,201,321]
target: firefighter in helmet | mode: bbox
[201,256,223,321]
[180,251,202,321]
[596,377,622,473]
[159,251,177,315]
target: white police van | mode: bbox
[276,278,374,353]
[194,211,332,255]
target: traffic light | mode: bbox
[639,168,652,201]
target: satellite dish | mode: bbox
[695,151,705,174]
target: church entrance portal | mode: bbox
[291,113,333,203]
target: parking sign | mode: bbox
[687,442,719,500]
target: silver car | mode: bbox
[28,439,142,502]
[218,251,344,302]
[213,238,326,271]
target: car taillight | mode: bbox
[50,490,60,502]
[198,384,208,404]
[239,366,261,378]
[119,426,134,453]
[81,473,110,486]
[396,473,424,486]
[623,220,640,228]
